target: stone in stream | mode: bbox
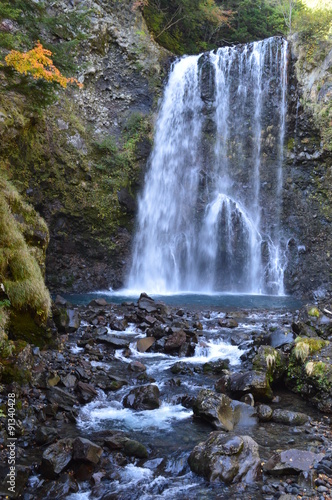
[229,370,274,402]
[257,404,273,422]
[193,389,257,431]
[123,384,160,410]
[129,360,147,372]
[96,335,130,349]
[218,318,239,328]
[188,433,261,483]
[40,438,74,478]
[138,293,158,313]
[88,298,108,307]
[123,439,148,458]
[137,336,156,353]
[73,437,103,464]
[164,330,187,352]
[264,449,324,475]
[271,409,309,426]
[75,381,98,403]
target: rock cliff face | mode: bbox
[1,0,170,293]
[283,37,332,298]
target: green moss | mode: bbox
[294,337,329,361]
[0,179,51,324]
[308,307,320,317]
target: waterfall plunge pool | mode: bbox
[59,291,302,311]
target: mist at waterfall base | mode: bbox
[126,36,289,298]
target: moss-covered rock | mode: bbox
[285,336,332,412]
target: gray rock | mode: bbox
[272,409,309,426]
[193,389,257,431]
[264,449,324,475]
[229,370,274,402]
[40,438,73,478]
[62,373,77,388]
[47,387,79,410]
[188,433,261,484]
[96,335,130,349]
[76,381,98,402]
[123,384,160,410]
[73,437,103,464]
[129,360,147,372]
[138,293,158,313]
[35,426,59,446]
[164,330,186,352]
[257,404,273,422]
[67,309,81,332]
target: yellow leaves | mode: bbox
[4,41,83,89]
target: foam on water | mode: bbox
[78,401,192,432]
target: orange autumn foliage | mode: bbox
[5,41,83,89]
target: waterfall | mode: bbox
[128,37,288,295]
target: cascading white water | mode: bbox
[128,37,288,295]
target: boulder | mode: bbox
[35,426,59,446]
[138,293,158,313]
[96,335,130,349]
[264,449,324,475]
[129,360,147,372]
[67,309,81,332]
[123,384,160,410]
[137,337,156,353]
[47,387,79,410]
[123,439,148,458]
[218,318,239,329]
[188,433,261,484]
[257,404,273,422]
[272,409,309,426]
[164,330,186,352]
[193,389,257,431]
[40,438,73,478]
[229,370,274,402]
[76,381,98,403]
[73,437,103,464]
[88,298,108,307]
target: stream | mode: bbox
[48,293,329,500]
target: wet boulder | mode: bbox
[218,318,238,329]
[96,335,130,349]
[229,370,274,402]
[123,384,160,410]
[35,426,59,446]
[271,409,309,426]
[137,337,156,353]
[188,433,261,484]
[264,449,324,475]
[47,387,79,410]
[75,381,98,403]
[257,404,273,422]
[129,360,147,372]
[193,389,257,431]
[40,438,73,478]
[138,293,158,313]
[164,330,186,352]
[123,439,148,458]
[73,437,103,464]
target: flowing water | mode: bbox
[128,37,288,296]
[67,304,321,500]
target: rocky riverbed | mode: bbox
[1,293,332,499]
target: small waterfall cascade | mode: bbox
[128,37,288,295]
